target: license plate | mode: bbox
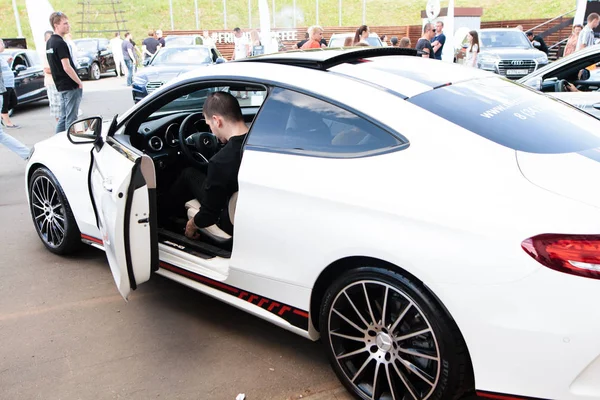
[506,69,529,76]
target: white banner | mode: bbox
[26,0,53,59]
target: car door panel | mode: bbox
[90,137,157,300]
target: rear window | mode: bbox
[408,77,600,154]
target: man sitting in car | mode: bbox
[168,91,248,241]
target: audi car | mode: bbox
[25,47,600,400]
[455,28,548,79]
[132,45,225,103]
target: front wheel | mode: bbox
[320,267,472,400]
[89,62,101,80]
[29,167,81,255]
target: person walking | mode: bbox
[110,32,125,77]
[563,24,583,57]
[0,61,30,160]
[0,39,19,128]
[42,30,60,122]
[432,21,446,60]
[122,32,135,86]
[415,23,435,58]
[46,11,83,135]
[577,13,600,51]
[465,30,480,67]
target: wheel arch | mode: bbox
[309,255,475,385]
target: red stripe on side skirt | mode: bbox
[159,261,239,294]
[293,309,309,318]
[81,234,103,245]
[476,391,541,400]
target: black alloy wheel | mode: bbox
[89,62,101,80]
[320,267,472,400]
[29,167,81,255]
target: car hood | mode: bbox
[135,64,209,82]
[517,150,600,208]
[481,47,545,59]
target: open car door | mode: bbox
[89,132,158,300]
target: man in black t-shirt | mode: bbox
[415,23,435,58]
[167,92,248,240]
[142,30,160,60]
[46,11,83,134]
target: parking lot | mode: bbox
[0,76,351,400]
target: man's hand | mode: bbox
[185,217,201,239]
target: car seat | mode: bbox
[184,192,238,244]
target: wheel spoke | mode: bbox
[384,364,398,400]
[53,219,65,236]
[32,186,45,206]
[333,308,367,335]
[32,203,45,211]
[371,361,381,400]
[389,302,413,334]
[49,188,56,205]
[336,346,368,360]
[46,179,51,204]
[54,213,65,223]
[399,358,435,386]
[351,356,372,382]
[392,361,419,400]
[35,213,45,221]
[381,286,389,326]
[362,283,377,325]
[46,219,54,243]
[395,328,432,342]
[331,331,365,342]
[51,223,61,244]
[343,291,370,329]
[398,347,439,362]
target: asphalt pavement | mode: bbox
[0,75,348,400]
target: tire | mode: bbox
[320,267,472,400]
[29,167,81,255]
[89,62,101,80]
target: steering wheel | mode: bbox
[178,112,219,168]
[555,79,569,92]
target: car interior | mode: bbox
[539,53,600,92]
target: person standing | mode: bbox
[122,32,135,86]
[464,30,480,67]
[577,13,600,51]
[301,26,324,49]
[431,21,446,60]
[110,32,125,77]
[250,30,264,56]
[231,28,249,60]
[380,35,389,46]
[353,25,370,45]
[46,11,83,135]
[0,62,30,159]
[390,36,399,47]
[156,30,166,47]
[399,37,411,48]
[415,23,435,58]
[42,31,60,122]
[0,39,19,128]
[142,30,160,61]
[563,24,583,57]
[526,31,548,54]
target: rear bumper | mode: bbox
[432,267,600,399]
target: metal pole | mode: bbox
[293,0,296,28]
[12,0,23,37]
[169,0,174,30]
[362,0,366,25]
[316,0,319,25]
[338,0,342,26]
[223,0,227,29]
[195,0,199,29]
[248,0,251,28]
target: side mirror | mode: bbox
[67,116,102,144]
[524,76,543,91]
[13,64,27,75]
[215,57,226,64]
[578,68,591,81]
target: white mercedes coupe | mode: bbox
[25,48,600,400]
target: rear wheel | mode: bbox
[89,62,101,80]
[29,167,81,255]
[320,267,472,400]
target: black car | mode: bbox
[74,38,117,80]
[0,48,47,115]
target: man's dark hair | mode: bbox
[423,23,432,34]
[390,36,398,46]
[115,32,120,37]
[204,92,243,123]
[125,32,131,38]
[526,31,534,37]
[49,11,67,29]
[436,21,444,28]
[233,27,241,33]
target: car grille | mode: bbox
[497,60,537,78]
[146,81,165,94]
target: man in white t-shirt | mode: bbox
[110,32,125,77]
[232,27,249,61]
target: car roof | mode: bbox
[2,48,28,55]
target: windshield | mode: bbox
[74,40,98,52]
[151,47,212,65]
[164,36,196,46]
[480,31,532,49]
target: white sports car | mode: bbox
[25,48,600,400]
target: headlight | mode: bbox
[77,57,90,65]
[478,54,499,70]
[132,75,147,85]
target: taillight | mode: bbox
[522,234,600,280]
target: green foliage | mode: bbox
[0,0,576,49]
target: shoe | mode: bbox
[5,124,20,129]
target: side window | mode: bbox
[99,39,109,50]
[13,54,29,69]
[247,87,404,155]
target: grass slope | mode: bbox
[1,0,576,49]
